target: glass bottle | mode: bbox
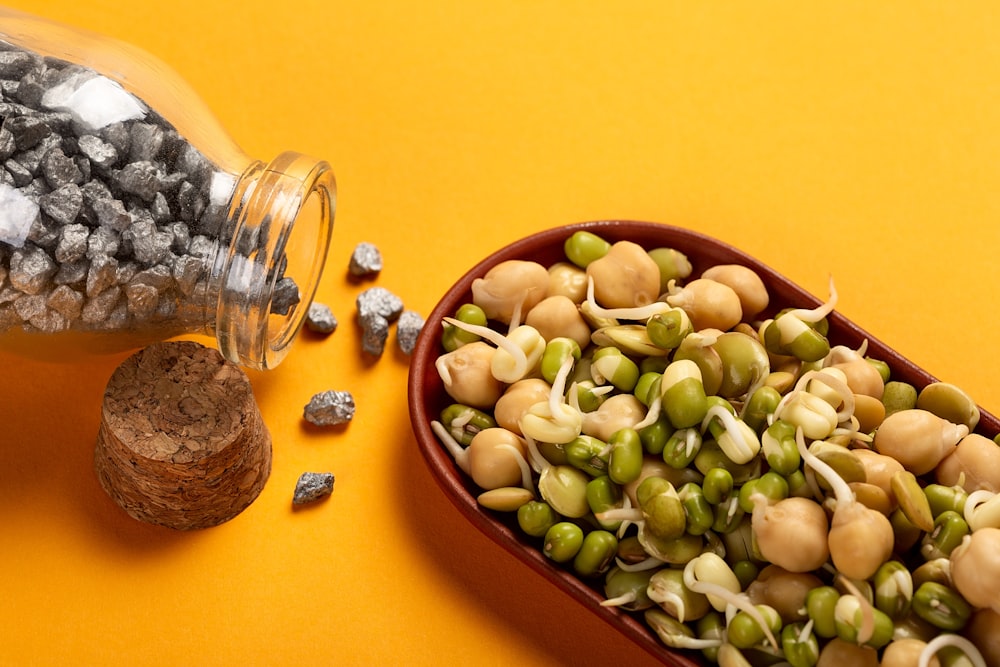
[0,7,336,369]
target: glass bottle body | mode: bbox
[0,7,335,369]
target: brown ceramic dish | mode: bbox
[406,220,998,665]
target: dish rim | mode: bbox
[406,219,997,665]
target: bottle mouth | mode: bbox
[215,152,336,370]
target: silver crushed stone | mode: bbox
[359,312,389,356]
[355,286,403,321]
[305,301,337,334]
[396,309,424,355]
[292,472,335,505]
[348,241,382,278]
[303,390,356,426]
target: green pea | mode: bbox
[882,380,918,417]
[761,419,801,475]
[638,530,703,565]
[834,594,894,648]
[737,471,788,513]
[572,529,618,578]
[806,586,840,639]
[540,337,581,385]
[662,427,703,469]
[732,560,760,591]
[647,246,693,293]
[646,308,693,350]
[911,581,972,631]
[678,482,714,536]
[763,313,830,362]
[516,501,559,538]
[638,414,673,455]
[439,403,497,446]
[781,622,820,667]
[571,380,606,413]
[913,558,953,589]
[586,475,623,531]
[441,303,487,351]
[633,372,662,407]
[920,510,970,560]
[603,567,655,611]
[784,469,812,498]
[924,483,969,518]
[565,435,609,477]
[696,612,725,664]
[727,604,781,650]
[564,230,611,268]
[647,568,711,623]
[866,357,891,384]
[742,385,782,434]
[702,467,734,505]
[711,497,745,534]
[639,355,671,375]
[694,440,760,484]
[607,428,643,485]
[636,476,686,540]
[662,376,709,429]
[874,560,913,622]
[701,396,736,439]
[591,346,640,392]
[543,522,585,563]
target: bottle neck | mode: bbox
[214,152,336,370]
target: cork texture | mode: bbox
[94,341,272,530]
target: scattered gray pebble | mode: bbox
[356,286,403,321]
[305,301,337,334]
[348,241,383,278]
[303,390,356,427]
[396,309,424,355]
[359,312,389,356]
[292,472,335,506]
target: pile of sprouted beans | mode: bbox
[429,230,1000,667]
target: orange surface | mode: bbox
[3,2,1000,665]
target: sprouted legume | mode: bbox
[429,230,996,665]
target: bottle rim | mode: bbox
[215,152,336,370]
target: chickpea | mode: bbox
[666,278,743,332]
[581,393,647,442]
[547,261,588,303]
[745,564,823,624]
[950,527,1000,614]
[816,638,879,667]
[750,495,830,573]
[829,357,885,399]
[935,433,1000,493]
[700,264,769,321]
[467,427,528,490]
[494,379,551,435]
[471,259,550,324]
[965,608,1000,667]
[881,639,941,667]
[853,448,905,502]
[873,409,968,476]
[435,341,504,409]
[585,240,661,309]
[525,295,592,351]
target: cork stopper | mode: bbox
[94,341,272,530]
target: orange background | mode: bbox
[2,2,1000,665]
